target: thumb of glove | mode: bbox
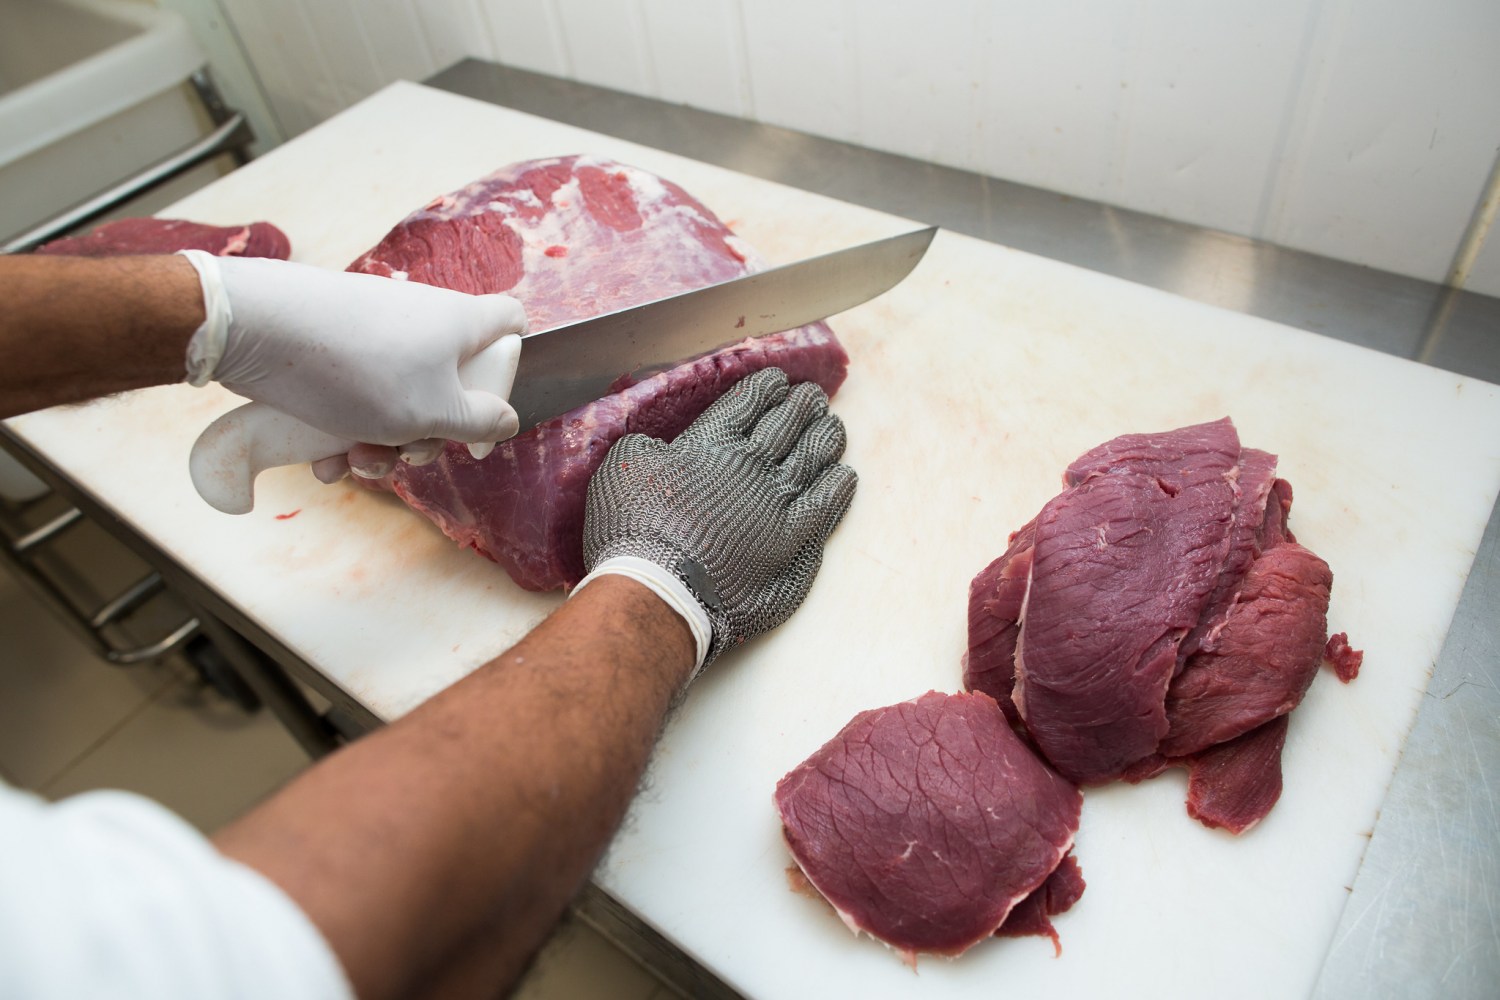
[430,388,521,444]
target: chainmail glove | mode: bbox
[579,367,857,675]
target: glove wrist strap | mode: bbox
[573,556,711,675]
[178,249,233,387]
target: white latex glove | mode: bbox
[180,250,528,481]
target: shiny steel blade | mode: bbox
[506,226,937,431]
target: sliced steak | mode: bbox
[1185,714,1291,834]
[1160,542,1332,756]
[1014,419,1242,784]
[1179,447,1280,665]
[994,852,1086,955]
[774,691,1081,963]
[351,155,848,590]
[964,417,1355,834]
[961,519,1036,723]
[37,219,290,259]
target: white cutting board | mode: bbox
[10,83,1500,999]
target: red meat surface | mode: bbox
[351,155,847,590]
[1014,419,1241,784]
[1160,542,1332,756]
[1185,715,1291,834]
[1324,632,1364,682]
[994,852,1086,956]
[964,418,1356,833]
[37,218,290,259]
[774,691,1081,964]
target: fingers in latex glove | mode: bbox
[185,253,527,448]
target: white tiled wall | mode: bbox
[201,0,1500,295]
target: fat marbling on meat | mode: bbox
[350,155,848,591]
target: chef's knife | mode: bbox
[189,226,937,514]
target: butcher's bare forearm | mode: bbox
[0,255,201,418]
[213,575,696,1000]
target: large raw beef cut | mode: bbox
[774,691,1082,964]
[965,418,1358,832]
[351,155,848,590]
[37,218,290,259]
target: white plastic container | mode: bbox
[0,0,212,242]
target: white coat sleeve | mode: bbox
[0,780,353,1000]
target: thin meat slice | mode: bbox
[1159,542,1333,757]
[994,852,1086,955]
[1179,448,1280,665]
[775,691,1081,964]
[352,155,848,590]
[962,519,1036,723]
[37,218,291,259]
[1185,714,1290,834]
[1015,420,1241,784]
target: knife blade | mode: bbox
[506,225,936,432]
[189,226,936,514]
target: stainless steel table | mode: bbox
[423,59,1498,1000]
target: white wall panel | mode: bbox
[301,1,388,107]
[211,0,1500,291]
[351,0,439,84]
[219,0,342,136]
[552,0,654,95]
[639,0,749,118]
[478,0,570,77]
[847,0,986,168]
[1467,220,1500,299]
[973,1,1134,203]
[1261,0,1500,282]
[739,0,859,145]
[414,0,494,70]
[1107,0,1312,236]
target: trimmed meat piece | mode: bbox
[1324,632,1364,682]
[1179,448,1280,665]
[37,218,290,259]
[994,852,1086,956]
[1014,419,1241,784]
[1185,715,1290,834]
[961,519,1036,723]
[351,155,848,590]
[1159,542,1333,757]
[774,691,1081,964]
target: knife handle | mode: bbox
[189,335,522,515]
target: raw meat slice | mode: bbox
[1159,542,1333,756]
[37,218,291,259]
[774,691,1081,963]
[1185,714,1290,834]
[352,155,848,590]
[1178,448,1280,665]
[964,417,1355,834]
[1014,420,1241,784]
[961,519,1035,723]
[994,852,1086,955]
[1323,632,1364,682]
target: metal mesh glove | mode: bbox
[582,367,857,670]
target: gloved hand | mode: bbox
[577,367,857,676]
[179,250,528,481]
